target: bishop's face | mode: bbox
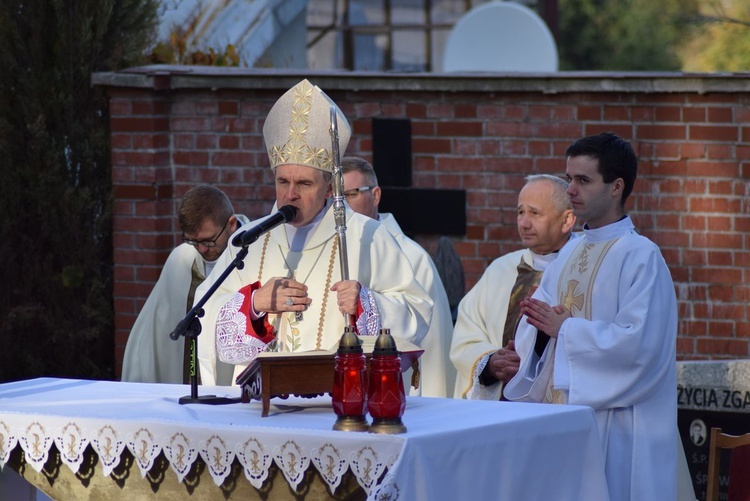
[274,164,332,228]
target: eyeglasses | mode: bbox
[182,217,230,248]
[344,186,376,198]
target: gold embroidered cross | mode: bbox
[212,447,223,469]
[562,280,584,315]
[103,437,113,461]
[362,457,373,483]
[250,450,261,473]
[32,433,42,456]
[67,434,76,456]
[139,440,148,462]
[175,444,186,469]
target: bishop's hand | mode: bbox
[253,277,310,314]
[331,280,361,316]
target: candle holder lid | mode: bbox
[373,328,398,356]
[336,326,363,354]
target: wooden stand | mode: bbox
[236,349,422,417]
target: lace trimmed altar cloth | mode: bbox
[0,378,609,500]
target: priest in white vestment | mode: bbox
[342,156,456,398]
[122,185,248,383]
[450,174,576,399]
[195,80,432,386]
[504,132,684,501]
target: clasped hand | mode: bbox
[519,297,571,338]
[487,340,520,384]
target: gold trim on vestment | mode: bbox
[257,232,338,351]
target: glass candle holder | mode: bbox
[332,326,369,431]
[367,329,407,434]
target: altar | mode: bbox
[0,378,609,500]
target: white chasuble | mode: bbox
[195,203,432,386]
[121,243,200,383]
[451,249,533,400]
[379,213,456,398]
[505,216,679,501]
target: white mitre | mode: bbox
[262,79,352,173]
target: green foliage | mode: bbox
[681,1,750,72]
[149,28,241,67]
[0,0,157,382]
[558,0,701,70]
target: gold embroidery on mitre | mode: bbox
[265,79,350,172]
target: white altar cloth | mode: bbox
[0,378,609,500]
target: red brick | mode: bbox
[654,106,681,122]
[503,105,526,120]
[705,144,734,160]
[528,105,552,121]
[707,107,734,123]
[111,134,132,149]
[455,104,477,118]
[382,103,406,116]
[109,100,132,115]
[683,106,706,122]
[172,117,210,131]
[173,151,209,166]
[707,180,734,195]
[708,251,733,266]
[437,121,483,136]
[218,100,238,115]
[693,232,743,249]
[577,105,601,120]
[112,117,170,132]
[680,143,705,158]
[552,105,575,121]
[687,161,739,178]
[585,123,633,140]
[212,151,253,167]
[413,138,451,153]
[637,124,686,140]
[653,143,679,158]
[603,106,629,121]
[689,125,738,142]
[219,135,239,149]
[436,174,462,189]
[631,106,654,121]
[406,103,426,118]
[196,134,218,149]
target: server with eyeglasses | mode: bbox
[121,185,249,384]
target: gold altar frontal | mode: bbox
[7,443,366,500]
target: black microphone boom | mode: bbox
[232,205,297,247]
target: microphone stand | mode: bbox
[170,246,249,405]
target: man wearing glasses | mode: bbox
[121,185,249,384]
[341,156,456,398]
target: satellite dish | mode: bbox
[442,1,558,72]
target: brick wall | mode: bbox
[93,67,750,377]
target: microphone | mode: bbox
[231,205,297,247]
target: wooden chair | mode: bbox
[707,427,750,501]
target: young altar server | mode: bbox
[505,132,682,501]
